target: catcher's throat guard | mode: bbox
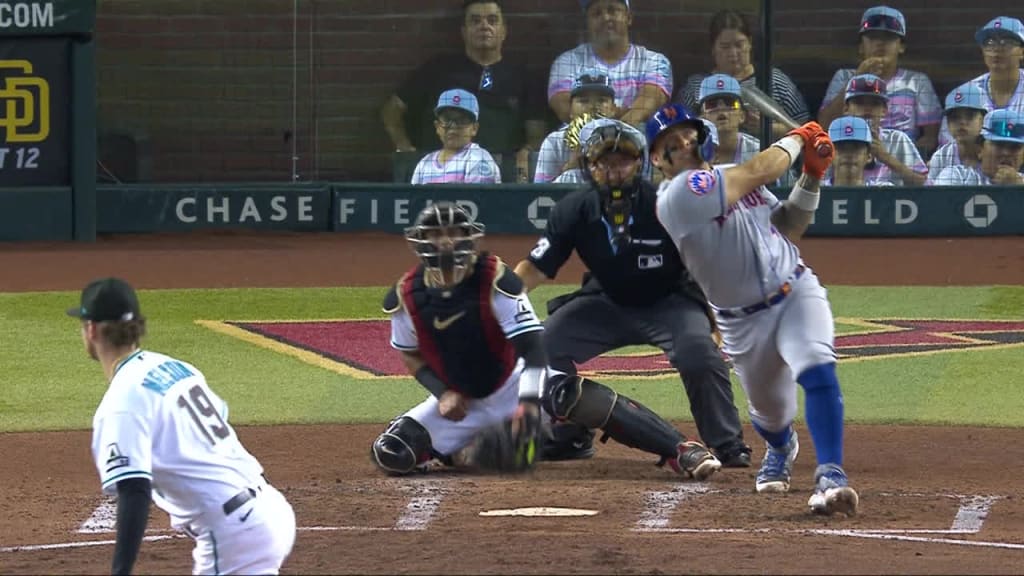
[405,201,485,289]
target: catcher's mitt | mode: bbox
[564,112,601,150]
[462,401,542,473]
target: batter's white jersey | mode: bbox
[547,44,673,111]
[939,70,1024,146]
[411,143,502,185]
[390,286,543,455]
[654,168,800,309]
[92,349,295,574]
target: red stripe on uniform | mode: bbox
[401,268,457,393]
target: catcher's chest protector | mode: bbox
[402,255,516,399]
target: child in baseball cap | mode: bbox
[410,88,501,185]
[926,83,988,184]
[975,16,1024,47]
[826,116,890,187]
[697,74,760,165]
[932,109,1024,185]
[535,69,617,183]
[842,73,928,185]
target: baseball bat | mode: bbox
[740,85,832,157]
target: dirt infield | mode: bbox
[2,232,1023,575]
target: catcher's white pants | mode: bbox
[189,483,296,575]
[715,269,837,433]
[405,361,522,455]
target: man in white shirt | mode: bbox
[698,74,761,166]
[547,0,672,127]
[69,278,295,575]
[535,69,617,183]
[825,116,895,187]
[842,74,928,185]
[926,83,987,184]
[411,89,502,185]
[933,109,1024,186]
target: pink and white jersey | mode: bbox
[938,70,1024,146]
[534,126,571,183]
[655,168,802,308]
[932,164,994,186]
[547,44,672,110]
[865,128,928,185]
[926,142,974,185]
[822,68,942,138]
[411,143,501,185]
[91,350,266,531]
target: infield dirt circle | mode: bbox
[1,233,1022,574]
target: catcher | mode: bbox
[533,69,618,183]
[371,201,546,475]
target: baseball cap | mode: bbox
[828,116,872,145]
[975,16,1024,46]
[581,0,630,11]
[434,89,479,121]
[981,109,1024,144]
[698,74,742,104]
[859,6,906,37]
[944,83,987,114]
[67,278,141,322]
[845,74,888,102]
[571,69,615,99]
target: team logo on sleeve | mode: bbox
[105,443,129,473]
[687,170,716,196]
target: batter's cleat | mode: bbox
[716,442,753,468]
[808,464,859,516]
[669,441,722,481]
[755,431,799,493]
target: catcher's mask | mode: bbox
[405,201,485,289]
[578,119,647,252]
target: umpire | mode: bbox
[514,117,751,467]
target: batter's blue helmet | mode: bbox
[645,104,717,161]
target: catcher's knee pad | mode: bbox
[544,373,685,459]
[370,417,432,476]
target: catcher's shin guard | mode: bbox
[370,417,433,476]
[543,374,686,460]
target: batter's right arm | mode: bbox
[721,122,826,207]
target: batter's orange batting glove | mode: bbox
[802,133,835,180]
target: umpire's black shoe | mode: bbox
[541,423,596,461]
[716,442,753,468]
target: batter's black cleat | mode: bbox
[716,442,753,468]
[540,423,596,461]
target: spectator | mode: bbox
[547,0,672,127]
[697,74,760,165]
[535,69,617,183]
[843,74,928,186]
[818,6,941,157]
[926,84,987,185]
[825,116,894,187]
[676,9,809,140]
[938,16,1024,147]
[932,109,1024,186]
[381,1,545,161]
[411,90,502,185]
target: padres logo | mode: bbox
[0,59,49,143]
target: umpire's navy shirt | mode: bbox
[528,181,698,307]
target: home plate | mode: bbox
[479,507,599,517]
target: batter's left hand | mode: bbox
[802,133,834,180]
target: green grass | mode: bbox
[1,285,1022,433]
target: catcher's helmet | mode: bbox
[405,201,485,289]
[645,103,717,162]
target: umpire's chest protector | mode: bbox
[400,255,517,399]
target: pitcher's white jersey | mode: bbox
[655,167,802,308]
[91,349,265,530]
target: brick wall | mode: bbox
[95,0,1015,182]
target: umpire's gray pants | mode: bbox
[543,291,744,451]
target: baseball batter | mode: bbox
[68,278,295,574]
[645,104,859,516]
[372,202,546,475]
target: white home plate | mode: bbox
[479,507,599,517]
